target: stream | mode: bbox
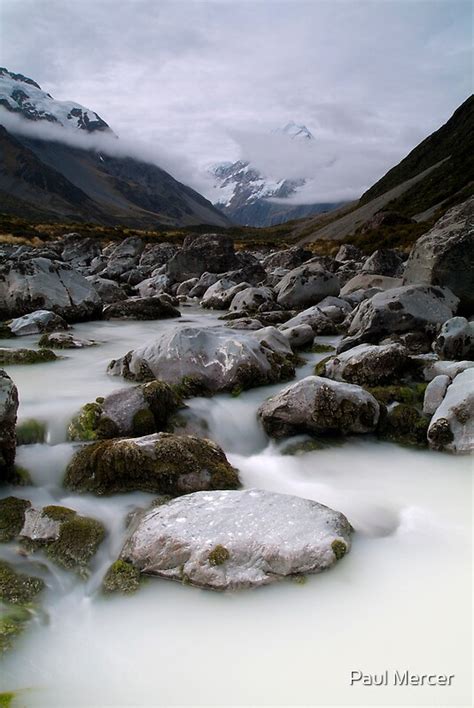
[0,307,471,707]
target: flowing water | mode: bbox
[0,308,472,707]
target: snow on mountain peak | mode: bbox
[0,67,111,134]
[279,121,314,141]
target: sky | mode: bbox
[0,0,472,203]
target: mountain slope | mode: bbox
[0,69,230,228]
[290,95,474,245]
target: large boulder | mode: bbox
[276,262,340,309]
[0,258,102,322]
[68,381,181,440]
[108,326,296,394]
[2,310,68,337]
[427,369,473,453]
[64,433,240,495]
[423,375,451,416]
[403,197,474,313]
[61,233,101,267]
[229,286,275,313]
[100,237,145,280]
[120,488,352,590]
[139,243,179,271]
[86,276,127,304]
[262,246,312,271]
[258,375,380,438]
[167,234,240,283]
[0,370,18,483]
[361,249,404,277]
[324,343,411,386]
[433,317,474,360]
[279,305,337,335]
[339,285,458,352]
[102,296,180,320]
[340,274,402,295]
[201,280,248,310]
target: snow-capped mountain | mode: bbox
[0,68,111,133]
[210,122,341,226]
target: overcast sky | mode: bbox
[0,0,472,202]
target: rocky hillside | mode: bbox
[289,95,473,247]
[0,69,230,229]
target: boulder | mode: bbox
[0,370,19,483]
[68,381,181,440]
[120,488,352,590]
[135,272,171,298]
[433,317,474,360]
[5,310,68,337]
[38,332,97,349]
[86,275,127,304]
[377,404,429,447]
[258,375,380,438]
[188,272,221,299]
[340,274,402,295]
[280,324,315,349]
[61,233,101,267]
[228,318,264,331]
[201,280,247,310]
[335,244,363,262]
[139,243,178,271]
[423,375,451,416]
[108,326,296,394]
[423,359,474,381]
[0,258,102,322]
[316,296,353,323]
[403,196,474,312]
[167,234,240,283]
[100,237,145,280]
[176,278,199,297]
[279,305,337,335]
[262,246,312,271]
[324,343,411,386]
[427,369,474,453]
[276,262,340,309]
[0,348,57,365]
[339,285,458,352]
[361,249,404,277]
[102,296,180,320]
[229,286,275,313]
[64,433,240,495]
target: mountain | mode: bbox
[0,69,230,228]
[289,94,474,246]
[210,122,342,227]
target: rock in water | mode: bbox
[427,369,474,454]
[324,343,411,386]
[403,196,474,313]
[63,432,240,495]
[107,325,295,393]
[120,489,352,590]
[276,262,340,309]
[0,370,19,483]
[102,296,180,320]
[258,375,380,438]
[6,310,69,337]
[0,258,102,321]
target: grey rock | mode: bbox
[423,375,451,416]
[403,197,474,312]
[427,369,474,453]
[433,317,474,360]
[176,278,199,297]
[229,286,275,313]
[276,262,340,309]
[325,343,411,386]
[61,233,101,267]
[280,305,337,335]
[340,274,402,295]
[423,359,474,381]
[258,375,380,438]
[102,296,180,320]
[86,275,128,304]
[361,249,404,277]
[228,318,264,330]
[188,272,221,299]
[7,310,69,337]
[280,324,315,349]
[201,279,248,310]
[39,332,97,349]
[316,296,353,323]
[262,246,312,271]
[167,234,240,283]
[335,244,363,262]
[120,488,352,590]
[136,272,171,298]
[0,370,18,483]
[108,325,295,393]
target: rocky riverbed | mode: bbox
[0,199,472,706]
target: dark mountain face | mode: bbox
[0,68,230,228]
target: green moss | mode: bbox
[0,691,16,706]
[42,505,76,522]
[10,466,32,486]
[0,497,30,542]
[281,439,326,455]
[16,419,47,445]
[366,384,427,406]
[377,403,429,447]
[0,603,34,654]
[0,561,44,605]
[68,402,104,441]
[208,545,230,566]
[131,408,155,436]
[0,323,12,339]
[231,385,243,398]
[0,348,57,365]
[291,574,307,585]
[311,343,335,354]
[102,560,141,594]
[314,355,332,376]
[172,376,209,399]
[331,539,347,560]
[44,516,105,575]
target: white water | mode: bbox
[0,309,472,707]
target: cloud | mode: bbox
[0,0,472,204]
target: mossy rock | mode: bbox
[0,348,57,365]
[314,355,333,376]
[0,604,35,655]
[311,343,335,354]
[102,560,141,594]
[42,512,105,574]
[0,560,44,605]
[366,383,427,406]
[68,402,118,442]
[0,690,16,706]
[63,433,240,496]
[9,466,32,486]
[0,497,31,542]
[208,544,230,566]
[331,539,347,560]
[281,439,326,455]
[377,403,429,447]
[16,419,47,445]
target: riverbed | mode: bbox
[0,308,472,707]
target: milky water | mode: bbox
[0,309,472,707]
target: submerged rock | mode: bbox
[0,348,57,365]
[258,375,380,438]
[107,325,296,394]
[102,559,141,595]
[64,432,240,495]
[120,488,352,590]
[0,559,44,605]
[324,343,411,386]
[68,381,181,440]
[0,370,19,484]
[427,369,474,453]
[102,296,180,320]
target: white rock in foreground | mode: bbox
[427,369,474,454]
[121,489,352,590]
